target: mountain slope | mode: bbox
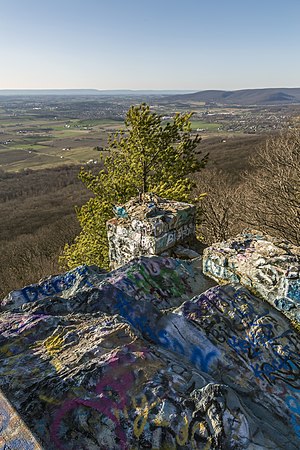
[174,87,300,105]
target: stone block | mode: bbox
[203,232,300,323]
[107,195,196,269]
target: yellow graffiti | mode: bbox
[43,333,64,372]
[240,304,250,314]
[112,406,130,421]
[113,408,120,421]
[191,421,206,448]
[39,395,61,405]
[153,416,169,427]
[44,334,64,356]
[51,357,63,372]
[133,394,149,438]
[203,437,212,450]
[127,394,211,448]
[123,406,129,419]
[132,394,162,438]
[176,414,189,446]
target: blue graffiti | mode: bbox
[114,288,159,343]
[287,280,300,303]
[228,335,262,359]
[285,395,300,439]
[190,347,217,372]
[20,266,92,303]
[112,289,217,373]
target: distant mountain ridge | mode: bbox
[172,88,300,105]
[0,89,195,96]
[2,88,300,105]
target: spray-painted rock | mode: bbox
[0,388,42,449]
[203,232,300,324]
[0,256,299,449]
[180,283,300,448]
[0,265,106,311]
[1,256,214,312]
[107,195,196,269]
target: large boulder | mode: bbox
[0,255,299,449]
[1,256,214,312]
[203,232,300,324]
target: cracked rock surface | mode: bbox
[0,255,299,449]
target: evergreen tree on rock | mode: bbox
[60,103,207,269]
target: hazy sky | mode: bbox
[1,0,300,91]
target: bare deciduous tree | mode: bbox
[194,129,300,246]
[194,168,243,243]
[239,130,300,245]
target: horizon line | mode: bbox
[1,86,300,92]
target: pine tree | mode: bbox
[60,103,207,269]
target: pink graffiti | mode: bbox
[50,347,147,450]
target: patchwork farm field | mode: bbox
[0,114,124,172]
[0,96,228,172]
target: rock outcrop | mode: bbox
[107,195,197,269]
[203,232,300,324]
[1,252,299,449]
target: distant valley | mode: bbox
[0,91,299,297]
[1,87,300,106]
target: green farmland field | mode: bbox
[190,120,221,131]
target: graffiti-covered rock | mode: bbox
[0,255,299,449]
[203,232,300,324]
[0,389,42,449]
[107,195,196,269]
